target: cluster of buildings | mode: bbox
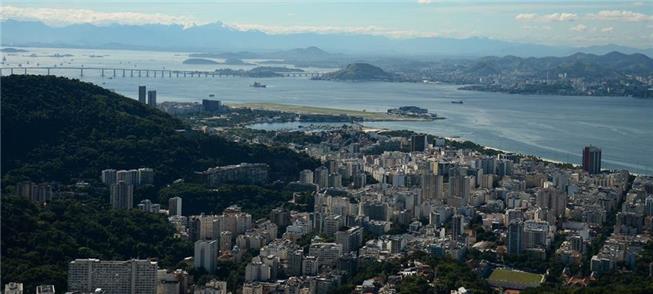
[203,125,650,292]
[158,99,226,115]
[590,176,653,275]
[15,181,53,204]
[189,205,258,272]
[101,167,154,209]
[8,122,651,294]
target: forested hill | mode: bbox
[319,63,396,81]
[1,75,318,186]
[458,51,653,80]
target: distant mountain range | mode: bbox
[419,51,653,98]
[2,20,652,58]
[447,51,653,80]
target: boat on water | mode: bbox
[209,94,215,97]
[251,81,266,88]
[451,100,464,104]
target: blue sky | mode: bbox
[1,0,652,48]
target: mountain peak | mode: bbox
[319,63,394,81]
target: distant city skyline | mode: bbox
[1,0,652,48]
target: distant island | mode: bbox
[182,58,218,65]
[316,63,396,81]
[222,58,253,65]
[190,51,259,59]
[191,47,341,69]
[0,47,28,53]
[387,106,442,120]
[213,66,304,78]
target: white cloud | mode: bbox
[0,5,464,39]
[570,24,587,32]
[544,12,578,22]
[515,12,577,22]
[515,13,537,21]
[600,26,614,33]
[516,10,653,24]
[417,0,432,4]
[0,5,198,27]
[586,10,652,22]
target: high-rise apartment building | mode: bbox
[299,169,314,184]
[536,187,567,218]
[451,214,464,239]
[194,240,218,273]
[147,90,157,106]
[138,85,146,104]
[110,181,134,209]
[582,145,602,174]
[116,169,139,185]
[507,221,523,255]
[101,169,118,185]
[287,250,303,276]
[410,134,428,152]
[308,243,343,267]
[523,220,550,250]
[138,168,154,185]
[314,166,329,187]
[335,226,363,253]
[68,259,157,294]
[421,173,436,200]
[168,196,182,216]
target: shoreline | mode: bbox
[256,122,647,176]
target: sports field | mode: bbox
[487,268,544,289]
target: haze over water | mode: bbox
[3,47,652,175]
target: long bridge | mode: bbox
[0,66,325,78]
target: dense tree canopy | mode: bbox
[1,196,193,293]
[159,183,293,219]
[1,75,319,187]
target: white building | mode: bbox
[68,259,157,294]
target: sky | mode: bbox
[1,0,652,48]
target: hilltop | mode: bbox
[182,58,218,64]
[318,63,395,81]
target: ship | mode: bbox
[451,100,464,104]
[251,81,267,88]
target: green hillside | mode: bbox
[320,63,395,81]
[1,75,318,186]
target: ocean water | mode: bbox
[3,47,652,174]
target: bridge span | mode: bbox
[0,66,325,78]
